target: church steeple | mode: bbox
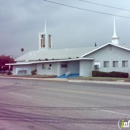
[111,17,119,45]
[39,21,52,50]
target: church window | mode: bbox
[61,63,67,68]
[41,34,45,48]
[41,35,44,38]
[122,60,128,67]
[48,35,51,48]
[113,61,118,67]
[42,64,44,69]
[104,61,109,67]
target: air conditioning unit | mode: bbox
[94,65,99,69]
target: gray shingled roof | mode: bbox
[15,47,97,62]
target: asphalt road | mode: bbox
[0,78,130,130]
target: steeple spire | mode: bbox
[113,17,117,37]
[111,17,119,45]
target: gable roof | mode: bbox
[15,47,98,62]
[81,42,130,57]
[15,42,130,62]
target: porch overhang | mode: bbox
[6,58,94,66]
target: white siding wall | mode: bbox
[80,60,93,77]
[84,45,130,76]
[13,65,36,75]
[37,63,57,75]
[13,61,80,76]
[67,61,79,74]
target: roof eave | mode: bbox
[6,58,94,66]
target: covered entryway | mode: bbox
[57,61,80,78]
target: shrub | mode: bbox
[7,70,12,75]
[92,71,128,78]
[31,69,37,75]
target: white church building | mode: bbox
[7,19,130,77]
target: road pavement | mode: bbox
[0,78,130,130]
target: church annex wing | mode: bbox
[81,43,130,58]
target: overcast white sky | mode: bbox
[0,0,130,58]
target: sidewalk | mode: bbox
[68,79,130,85]
[0,76,130,85]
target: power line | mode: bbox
[43,0,130,19]
[79,0,130,12]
